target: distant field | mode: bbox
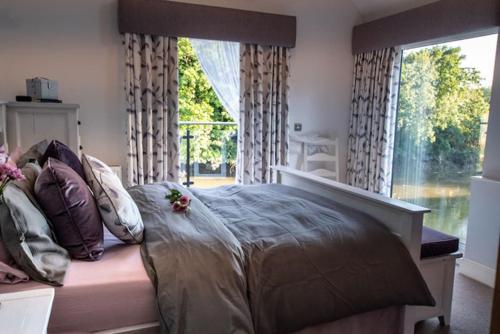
[184,176,236,188]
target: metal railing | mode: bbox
[179,121,238,187]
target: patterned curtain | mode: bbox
[346,47,402,196]
[238,44,290,185]
[124,33,179,186]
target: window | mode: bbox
[178,38,238,188]
[392,34,498,242]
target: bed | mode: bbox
[0,166,455,334]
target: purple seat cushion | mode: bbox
[41,140,85,180]
[35,158,104,261]
[421,226,459,259]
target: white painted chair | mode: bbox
[292,134,339,181]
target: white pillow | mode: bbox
[82,154,144,243]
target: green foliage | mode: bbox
[395,46,491,176]
[178,38,237,170]
[166,189,182,203]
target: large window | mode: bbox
[392,34,498,242]
[178,38,237,188]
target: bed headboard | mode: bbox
[272,166,430,263]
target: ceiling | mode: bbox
[351,0,439,21]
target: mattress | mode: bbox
[0,231,158,333]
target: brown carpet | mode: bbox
[416,273,494,334]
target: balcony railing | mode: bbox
[179,121,237,188]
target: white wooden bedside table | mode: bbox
[0,288,54,334]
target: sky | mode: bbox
[407,34,498,87]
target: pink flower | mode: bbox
[0,162,25,196]
[172,202,182,212]
[172,201,189,213]
[0,163,25,182]
[179,195,190,206]
[168,191,191,214]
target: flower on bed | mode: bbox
[166,189,191,213]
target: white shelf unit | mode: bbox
[292,134,339,181]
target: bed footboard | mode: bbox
[272,166,435,334]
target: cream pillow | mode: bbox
[82,154,144,243]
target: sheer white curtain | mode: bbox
[190,39,240,121]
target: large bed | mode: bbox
[0,166,456,334]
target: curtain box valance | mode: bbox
[352,0,499,54]
[118,0,296,48]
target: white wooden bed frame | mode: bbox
[272,166,462,334]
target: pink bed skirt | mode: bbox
[118,306,404,334]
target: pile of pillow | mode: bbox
[0,140,144,286]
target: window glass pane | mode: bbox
[392,34,498,242]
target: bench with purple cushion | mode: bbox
[421,226,459,259]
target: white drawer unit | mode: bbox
[0,288,55,334]
[2,102,81,157]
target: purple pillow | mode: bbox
[35,158,104,261]
[41,140,85,180]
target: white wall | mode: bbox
[461,176,500,288]
[483,32,500,181]
[0,0,361,181]
[461,32,500,287]
[0,0,125,166]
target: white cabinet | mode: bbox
[2,102,81,156]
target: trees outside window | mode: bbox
[178,38,237,178]
[395,46,490,176]
[392,35,496,241]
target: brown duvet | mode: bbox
[129,183,434,334]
